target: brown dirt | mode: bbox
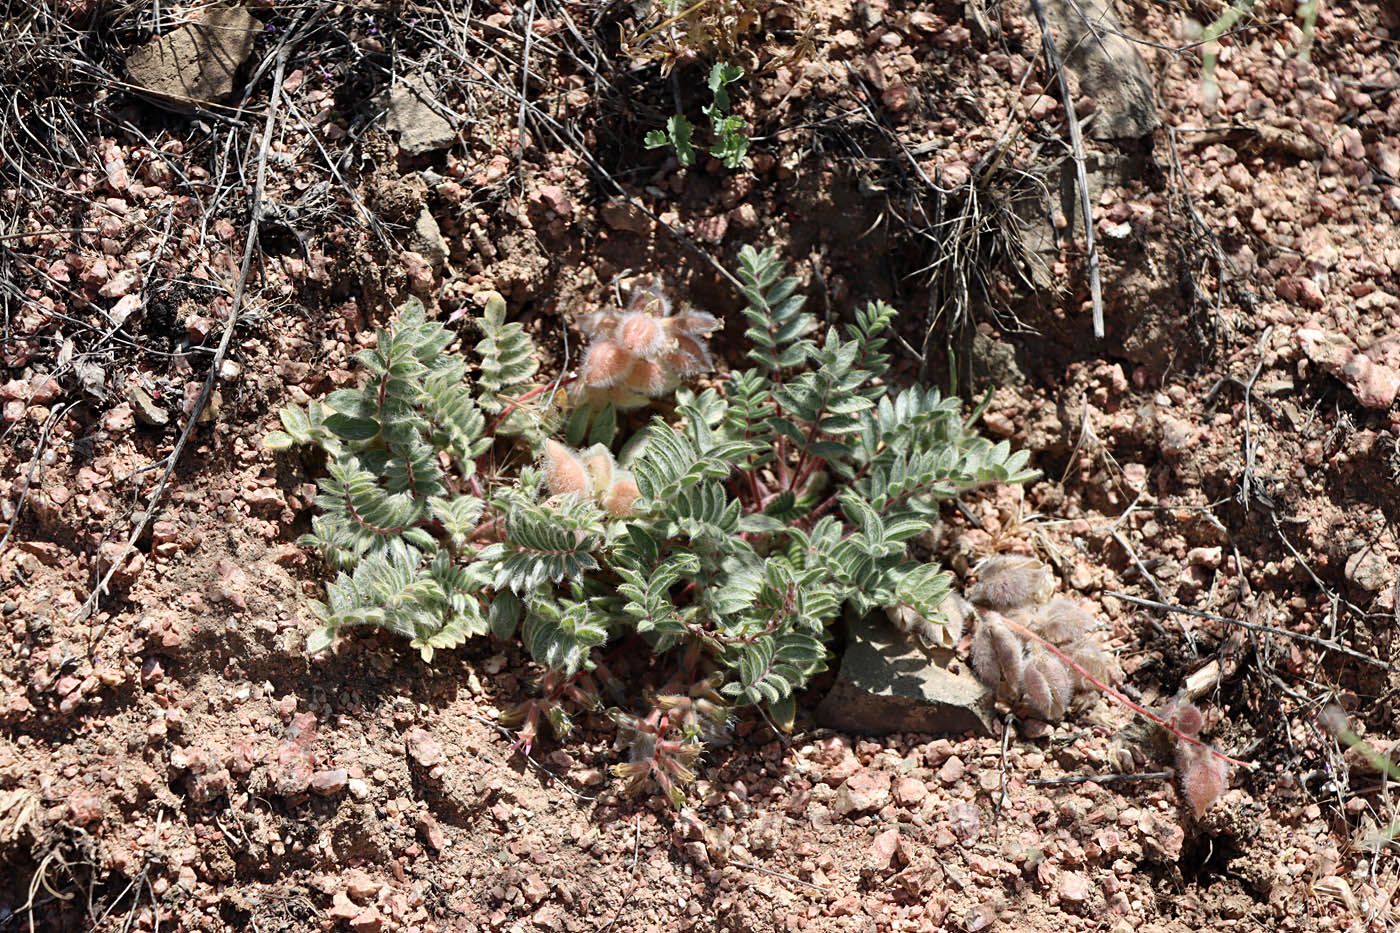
[2,0,1399,930]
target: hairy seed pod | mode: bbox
[603,475,641,518]
[1176,742,1228,818]
[618,312,666,357]
[1019,648,1073,720]
[1064,638,1117,693]
[941,593,971,645]
[970,613,1024,693]
[624,358,681,397]
[1039,651,1074,718]
[626,279,672,317]
[887,603,960,650]
[966,555,1055,610]
[1029,597,1094,646]
[886,604,920,635]
[577,310,622,340]
[543,439,590,497]
[666,311,721,336]
[665,335,714,376]
[581,444,615,492]
[1165,699,1204,737]
[580,339,634,388]
[1021,664,1057,720]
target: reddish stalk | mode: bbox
[468,514,506,542]
[490,376,577,433]
[997,614,1253,770]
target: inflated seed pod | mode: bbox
[885,592,967,650]
[1020,665,1058,720]
[602,473,641,518]
[542,439,590,497]
[581,444,616,492]
[1065,638,1119,693]
[970,612,1024,696]
[966,555,1055,611]
[579,339,634,389]
[1176,741,1228,819]
[1021,648,1073,720]
[1028,597,1095,647]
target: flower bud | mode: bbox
[543,439,590,497]
[603,474,641,517]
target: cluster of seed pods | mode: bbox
[573,279,721,410]
[963,556,1231,816]
[965,555,1118,721]
[542,439,641,518]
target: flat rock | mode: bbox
[126,384,168,427]
[600,198,650,234]
[1346,546,1393,593]
[378,76,458,155]
[816,612,995,737]
[126,7,260,106]
[1033,0,1158,139]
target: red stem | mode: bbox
[490,376,577,434]
[468,514,505,541]
[802,460,873,527]
[997,614,1253,770]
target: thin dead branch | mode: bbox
[1104,590,1394,672]
[1027,0,1103,338]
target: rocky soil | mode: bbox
[2,0,1400,930]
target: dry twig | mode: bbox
[1104,590,1393,672]
[1027,0,1103,338]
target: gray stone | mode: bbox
[971,332,1027,388]
[126,385,168,427]
[408,207,448,268]
[126,7,260,106]
[1033,0,1159,140]
[1346,546,1393,593]
[817,612,996,737]
[379,76,458,155]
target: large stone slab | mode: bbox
[126,7,260,106]
[1033,0,1159,140]
[817,612,995,737]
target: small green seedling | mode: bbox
[646,62,750,169]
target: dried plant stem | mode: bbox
[730,861,827,893]
[996,613,1253,769]
[1030,771,1173,786]
[1104,590,1392,671]
[1028,0,1104,338]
